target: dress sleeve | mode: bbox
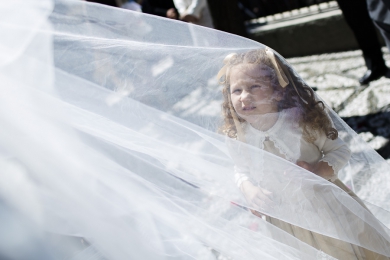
[314,132,351,181]
[173,0,205,18]
[173,0,187,16]
[234,166,250,189]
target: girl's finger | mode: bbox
[255,195,273,206]
[297,161,311,170]
[262,189,272,196]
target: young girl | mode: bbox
[218,48,390,259]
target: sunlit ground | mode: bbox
[288,47,390,160]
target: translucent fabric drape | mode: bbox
[1,0,390,259]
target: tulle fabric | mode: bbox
[1,0,390,259]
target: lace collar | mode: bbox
[246,111,284,138]
[243,108,302,162]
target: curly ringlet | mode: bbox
[219,49,338,142]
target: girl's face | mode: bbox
[229,64,281,123]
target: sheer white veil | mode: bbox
[1,0,390,259]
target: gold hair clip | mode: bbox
[217,53,237,80]
[265,47,289,88]
[265,48,308,104]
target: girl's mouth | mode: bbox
[242,106,256,111]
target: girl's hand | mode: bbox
[166,8,178,19]
[250,209,264,218]
[240,181,273,213]
[297,161,335,180]
[181,14,199,23]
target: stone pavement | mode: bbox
[287,48,390,159]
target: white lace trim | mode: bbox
[319,158,338,181]
[268,136,294,162]
[319,156,338,170]
[257,134,265,150]
[243,133,297,164]
[234,172,249,188]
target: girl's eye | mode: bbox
[232,89,241,94]
[252,84,270,90]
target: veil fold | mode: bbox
[1,0,390,259]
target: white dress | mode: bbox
[234,108,350,187]
[230,108,389,260]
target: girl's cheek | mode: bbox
[232,100,239,110]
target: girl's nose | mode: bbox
[240,90,252,102]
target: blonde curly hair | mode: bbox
[219,49,337,142]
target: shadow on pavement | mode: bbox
[342,111,390,159]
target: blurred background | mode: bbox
[85,0,390,160]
